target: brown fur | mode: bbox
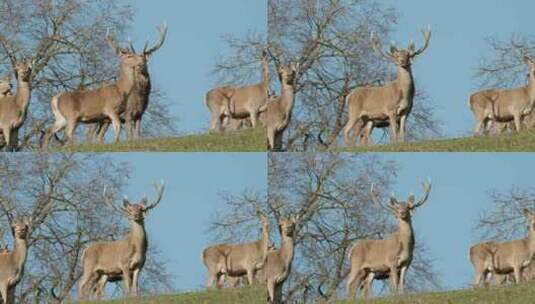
[0,218,30,304]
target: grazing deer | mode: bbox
[470,54,535,135]
[0,60,34,151]
[346,181,431,299]
[88,23,168,143]
[203,213,270,288]
[257,215,298,304]
[266,62,299,151]
[78,183,165,300]
[42,31,143,148]
[344,27,431,146]
[478,208,535,284]
[0,217,31,304]
[206,50,269,130]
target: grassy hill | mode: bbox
[77,286,265,304]
[340,131,535,152]
[52,127,266,152]
[338,283,535,304]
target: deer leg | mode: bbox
[7,128,18,152]
[109,114,122,143]
[2,127,11,152]
[65,120,78,145]
[362,272,374,299]
[388,265,399,294]
[267,127,276,151]
[98,122,110,144]
[514,115,522,132]
[273,283,283,304]
[398,266,408,294]
[346,268,364,299]
[273,131,284,151]
[267,279,276,304]
[85,124,98,143]
[94,274,108,299]
[125,116,134,141]
[0,283,7,304]
[44,118,68,149]
[250,110,259,128]
[6,286,14,304]
[360,121,373,145]
[78,271,97,300]
[388,114,398,143]
[514,266,523,283]
[131,268,140,296]
[246,268,255,286]
[344,116,359,146]
[134,118,142,139]
[399,115,407,142]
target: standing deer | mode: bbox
[470,54,535,135]
[202,213,270,288]
[257,215,298,304]
[205,50,269,130]
[88,23,168,143]
[0,60,34,151]
[266,62,299,151]
[475,208,535,284]
[78,183,165,300]
[346,181,431,299]
[344,27,431,146]
[42,30,143,148]
[0,217,31,304]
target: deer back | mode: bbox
[55,85,125,122]
[82,238,133,272]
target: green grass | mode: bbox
[340,131,535,152]
[76,286,266,304]
[53,127,266,152]
[339,283,535,304]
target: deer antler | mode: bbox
[410,179,432,209]
[370,32,395,61]
[370,183,396,213]
[142,182,165,211]
[103,186,127,215]
[143,22,168,55]
[409,26,432,57]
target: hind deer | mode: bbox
[470,54,535,135]
[346,180,431,299]
[344,27,431,146]
[78,183,164,300]
[205,50,269,131]
[202,212,270,289]
[42,30,142,149]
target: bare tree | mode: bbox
[0,154,173,303]
[0,0,176,150]
[209,153,440,303]
[213,0,442,151]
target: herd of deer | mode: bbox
[0,23,167,152]
[0,182,164,304]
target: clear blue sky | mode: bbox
[382,153,535,290]
[127,0,266,134]
[109,153,267,292]
[383,0,535,137]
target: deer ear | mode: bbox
[523,208,533,217]
[407,195,416,207]
[390,45,398,54]
[389,197,397,206]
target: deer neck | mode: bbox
[280,83,295,115]
[259,225,269,253]
[528,73,535,101]
[395,218,415,249]
[15,76,31,113]
[279,234,295,267]
[12,237,28,271]
[396,65,414,97]
[128,220,147,254]
[117,64,136,95]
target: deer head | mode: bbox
[524,208,535,232]
[10,217,31,240]
[13,60,34,82]
[370,180,432,221]
[523,54,535,78]
[103,182,165,223]
[106,29,146,71]
[120,23,168,71]
[278,215,299,237]
[277,62,300,87]
[371,27,432,68]
[0,75,12,95]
